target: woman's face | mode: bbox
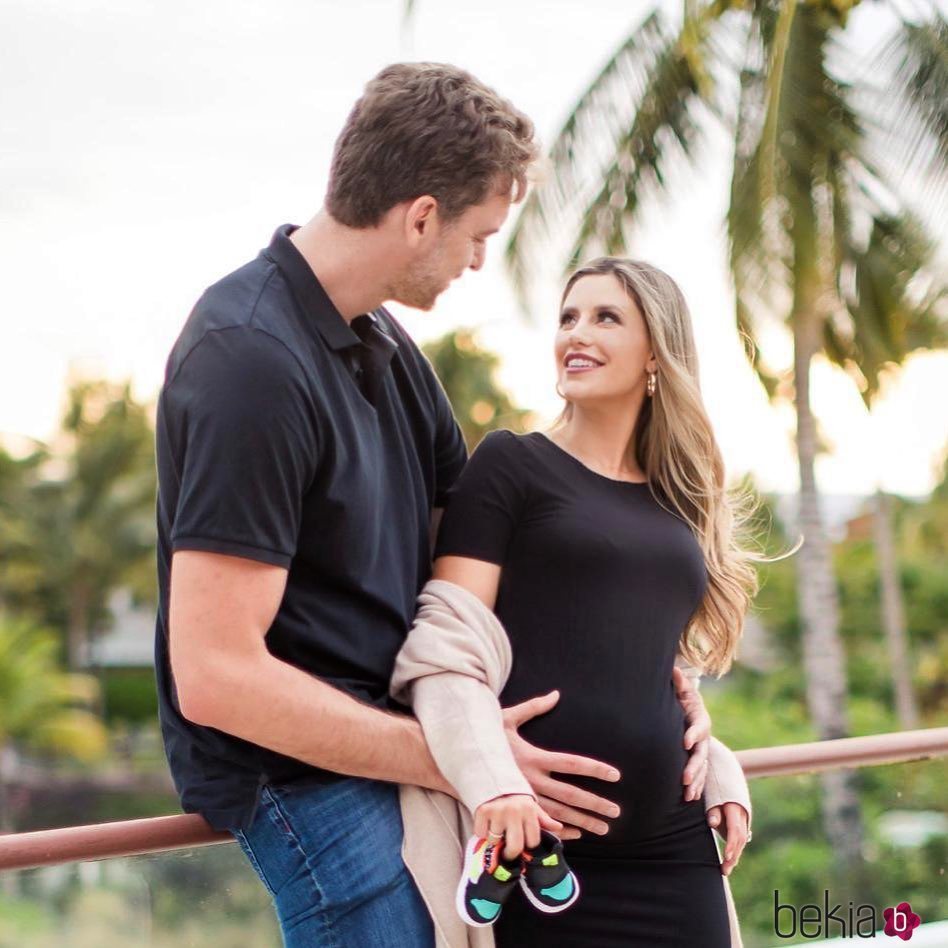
[555,273,656,406]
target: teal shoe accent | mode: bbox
[540,874,575,901]
[470,898,501,920]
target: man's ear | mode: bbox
[404,195,440,245]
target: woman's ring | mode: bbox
[486,830,504,840]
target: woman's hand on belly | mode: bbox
[501,689,624,840]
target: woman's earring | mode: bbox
[556,382,567,399]
[646,370,657,398]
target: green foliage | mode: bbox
[101,668,159,725]
[706,670,817,749]
[0,613,110,837]
[0,445,47,614]
[728,467,948,729]
[0,379,157,669]
[422,329,534,448]
[0,615,108,761]
[731,835,836,940]
[703,476,948,941]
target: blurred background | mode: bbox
[1,0,946,944]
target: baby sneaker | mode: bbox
[519,829,581,913]
[456,833,523,927]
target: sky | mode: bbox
[2,0,947,496]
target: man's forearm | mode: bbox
[181,647,455,795]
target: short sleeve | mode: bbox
[409,340,468,508]
[161,328,319,568]
[430,371,468,507]
[433,429,526,566]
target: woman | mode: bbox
[425,257,779,946]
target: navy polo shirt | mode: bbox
[153,224,468,832]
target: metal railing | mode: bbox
[2,727,946,872]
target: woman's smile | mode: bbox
[564,351,606,374]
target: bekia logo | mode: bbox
[774,891,923,940]
[883,902,921,941]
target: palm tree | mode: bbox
[847,19,948,730]
[0,441,46,613]
[0,616,110,825]
[1,380,158,670]
[901,449,948,557]
[0,614,108,894]
[840,209,947,729]
[506,0,947,871]
[882,448,948,720]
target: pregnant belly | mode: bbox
[515,686,705,849]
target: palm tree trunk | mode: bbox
[792,294,865,870]
[871,489,919,728]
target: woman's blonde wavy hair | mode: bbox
[549,257,800,678]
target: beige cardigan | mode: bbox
[390,578,751,948]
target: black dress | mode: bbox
[433,429,731,947]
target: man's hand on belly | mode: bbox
[501,689,623,841]
[672,666,712,802]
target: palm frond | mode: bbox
[726,2,798,390]
[867,10,948,206]
[727,2,880,396]
[506,4,731,310]
[757,0,798,209]
[831,209,948,405]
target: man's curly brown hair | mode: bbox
[326,63,538,228]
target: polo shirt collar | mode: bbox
[265,223,362,352]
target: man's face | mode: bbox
[390,188,512,311]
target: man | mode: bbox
[155,62,743,946]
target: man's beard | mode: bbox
[389,246,451,311]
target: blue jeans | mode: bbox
[230,774,435,947]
